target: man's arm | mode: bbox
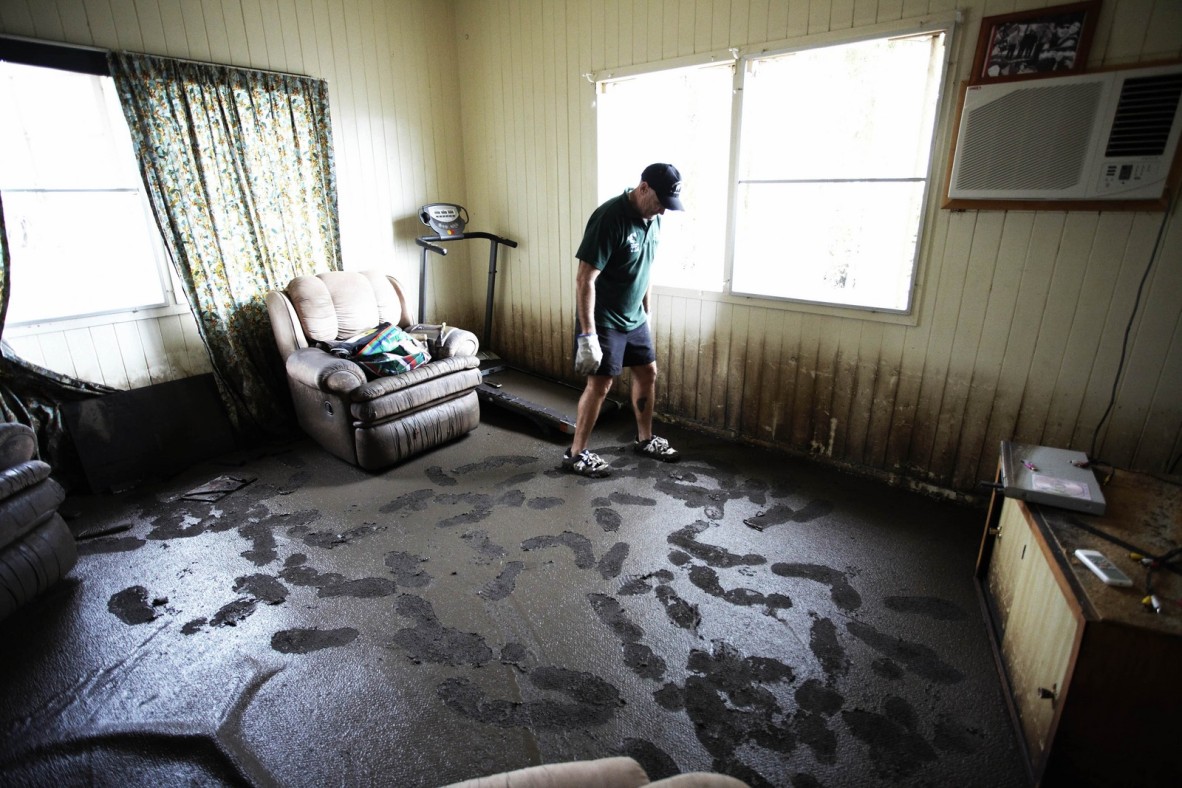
[576,260,600,335]
[574,261,603,375]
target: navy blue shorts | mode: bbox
[581,322,656,377]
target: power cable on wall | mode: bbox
[1090,190,1178,465]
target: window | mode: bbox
[595,25,950,314]
[0,60,172,325]
[595,62,732,292]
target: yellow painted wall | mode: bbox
[453,0,1182,492]
[3,0,1181,493]
[1,0,479,386]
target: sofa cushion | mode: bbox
[286,271,411,342]
[320,272,381,337]
[286,275,343,342]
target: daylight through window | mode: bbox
[0,61,171,325]
[595,26,949,313]
[596,62,732,292]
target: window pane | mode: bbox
[0,62,169,324]
[739,35,945,181]
[597,64,731,291]
[733,31,946,311]
[2,191,167,324]
[731,181,926,311]
[0,62,140,190]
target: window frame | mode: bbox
[590,15,959,326]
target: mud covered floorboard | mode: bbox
[0,407,1029,787]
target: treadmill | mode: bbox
[416,204,619,435]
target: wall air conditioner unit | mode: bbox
[945,62,1182,208]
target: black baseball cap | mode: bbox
[641,163,684,211]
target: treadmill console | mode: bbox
[419,203,469,236]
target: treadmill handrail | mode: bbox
[416,232,518,249]
[416,231,518,342]
[415,237,448,255]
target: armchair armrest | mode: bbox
[0,423,37,469]
[0,460,52,501]
[353,355,480,401]
[285,348,366,395]
[0,460,65,546]
[408,324,479,359]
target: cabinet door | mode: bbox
[987,500,1081,765]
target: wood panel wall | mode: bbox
[2,0,1180,495]
[4,309,211,388]
[0,0,478,388]
[454,0,1182,494]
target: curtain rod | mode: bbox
[0,33,105,54]
[0,33,319,82]
[0,34,108,75]
[121,49,317,82]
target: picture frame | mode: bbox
[970,1,1100,83]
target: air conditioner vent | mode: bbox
[955,83,1100,191]
[1105,73,1182,157]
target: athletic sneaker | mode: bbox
[562,449,612,477]
[634,435,680,462]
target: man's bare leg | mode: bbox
[570,374,613,455]
[630,362,657,442]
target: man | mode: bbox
[562,163,684,477]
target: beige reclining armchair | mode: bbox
[266,270,483,470]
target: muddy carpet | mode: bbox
[0,408,1029,787]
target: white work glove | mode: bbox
[575,333,603,376]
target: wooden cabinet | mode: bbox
[976,471,1182,787]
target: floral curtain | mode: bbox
[108,52,341,437]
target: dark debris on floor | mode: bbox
[0,407,1030,787]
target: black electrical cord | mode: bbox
[1142,544,1182,612]
[1066,512,1182,578]
[1090,189,1177,461]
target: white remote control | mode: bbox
[1074,549,1134,587]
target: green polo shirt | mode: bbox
[575,189,660,331]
